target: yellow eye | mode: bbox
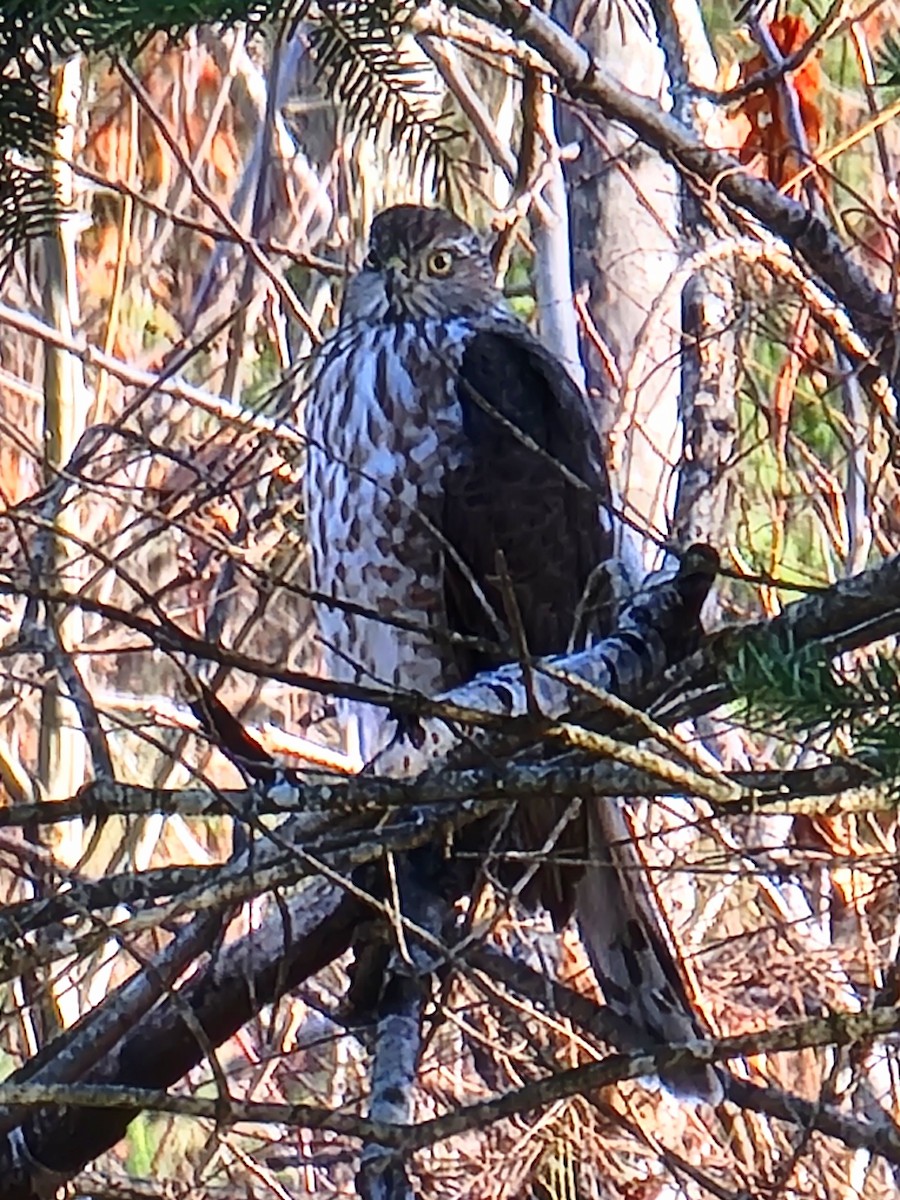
[427,249,454,276]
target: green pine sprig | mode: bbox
[310,0,463,191]
[874,29,900,88]
[726,630,900,777]
[0,1,297,258]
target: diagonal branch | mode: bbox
[0,882,361,1197]
[4,548,900,1190]
[457,0,899,402]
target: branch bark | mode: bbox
[3,541,900,1187]
[0,882,360,1198]
[459,0,899,406]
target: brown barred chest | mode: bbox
[302,318,474,759]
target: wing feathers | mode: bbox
[441,323,613,676]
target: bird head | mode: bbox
[341,205,500,323]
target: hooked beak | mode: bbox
[383,255,408,305]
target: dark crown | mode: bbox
[368,205,479,261]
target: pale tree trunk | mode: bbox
[40,57,89,808]
[660,0,739,550]
[547,0,738,1115]
[35,55,93,1033]
[529,76,585,388]
[555,0,681,572]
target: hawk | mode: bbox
[303,204,717,1096]
[305,204,613,761]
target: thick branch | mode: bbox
[6,996,900,1164]
[372,553,900,776]
[0,882,360,1196]
[461,0,898,394]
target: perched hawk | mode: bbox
[303,204,717,1097]
[305,204,613,761]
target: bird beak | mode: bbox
[383,255,408,303]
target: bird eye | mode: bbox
[427,249,454,276]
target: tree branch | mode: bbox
[459,0,899,400]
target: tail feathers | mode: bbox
[575,800,723,1104]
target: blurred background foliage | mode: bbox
[2,0,900,1197]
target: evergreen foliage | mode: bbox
[0,74,58,250]
[0,0,463,256]
[0,0,290,256]
[311,0,462,188]
[874,28,900,87]
[728,631,900,779]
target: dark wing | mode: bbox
[442,323,613,678]
[441,323,614,924]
